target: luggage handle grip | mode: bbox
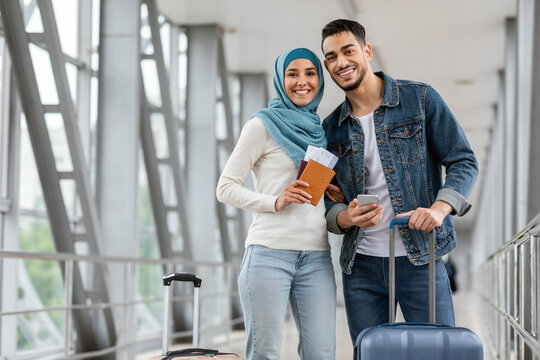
[162,272,202,354]
[389,216,410,228]
[163,272,202,288]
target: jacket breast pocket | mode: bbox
[388,120,424,163]
[328,142,353,183]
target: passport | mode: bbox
[297,159,336,206]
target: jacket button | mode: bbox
[356,178,360,183]
[353,147,359,152]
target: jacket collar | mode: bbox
[337,71,399,126]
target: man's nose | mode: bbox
[336,55,348,69]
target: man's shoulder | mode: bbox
[322,102,346,129]
[395,78,430,90]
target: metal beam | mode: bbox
[0,0,116,356]
[143,0,192,259]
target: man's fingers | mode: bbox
[358,203,378,214]
[326,191,337,203]
[326,184,340,191]
[414,212,430,231]
[396,211,413,218]
[353,205,383,226]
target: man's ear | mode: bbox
[324,59,329,70]
[364,43,373,62]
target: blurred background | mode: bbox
[0,0,539,359]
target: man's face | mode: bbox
[322,31,372,92]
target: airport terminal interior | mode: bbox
[0,0,539,359]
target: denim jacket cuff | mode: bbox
[326,203,349,234]
[435,187,472,216]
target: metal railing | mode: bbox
[477,212,540,359]
[0,250,243,359]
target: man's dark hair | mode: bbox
[321,19,366,48]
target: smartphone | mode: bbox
[357,194,379,207]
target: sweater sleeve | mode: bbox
[216,118,278,213]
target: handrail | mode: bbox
[0,249,227,266]
[478,212,540,359]
[486,212,540,260]
[0,250,242,359]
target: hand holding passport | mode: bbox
[296,145,338,206]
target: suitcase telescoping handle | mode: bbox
[389,217,436,324]
[162,273,202,356]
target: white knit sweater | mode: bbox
[216,117,329,251]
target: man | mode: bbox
[320,19,478,342]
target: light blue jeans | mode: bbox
[237,245,336,360]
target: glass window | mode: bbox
[52,0,78,59]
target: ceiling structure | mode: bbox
[158,0,517,229]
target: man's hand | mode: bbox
[275,180,312,212]
[326,184,346,204]
[337,198,384,230]
[396,200,453,232]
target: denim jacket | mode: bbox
[323,72,478,274]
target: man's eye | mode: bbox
[346,49,354,55]
[326,56,335,62]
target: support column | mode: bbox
[96,0,140,356]
[516,0,535,228]
[239,73,269,127]
[186,25,220,261]
[503,18,518,240]
[527,2,540,219]
[237,73,268,242]
[0,56,21,359]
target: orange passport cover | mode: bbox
[298,159,336,206]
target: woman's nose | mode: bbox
[297,75,307,86]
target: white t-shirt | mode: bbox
[353,113,407,257]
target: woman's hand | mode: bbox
[326,184,346,204]
[274,180,312,212]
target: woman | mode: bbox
[216,48,336,360]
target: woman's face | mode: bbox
[284,58,319,107]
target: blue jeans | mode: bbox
[342,254,455,343]
[238,245,336,360]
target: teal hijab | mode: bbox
[253,48,326,167]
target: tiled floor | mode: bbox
[138,291,485,360]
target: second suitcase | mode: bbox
[355,216,483,360]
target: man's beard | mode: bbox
[337,65,367,92]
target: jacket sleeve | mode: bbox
[424,85,479,216]
[216,119,278,213]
